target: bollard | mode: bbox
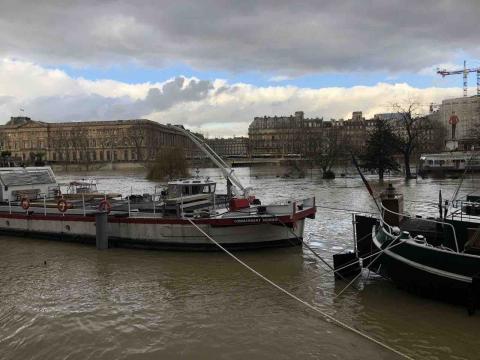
[95,211,109,250]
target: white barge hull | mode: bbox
[0,206,314,250]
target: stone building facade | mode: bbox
[206,137,249,157]
[0,117,197,163]
[248,110,447,158]
[248,111,324,156]
[248,111,375,157]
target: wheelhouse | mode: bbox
[167,179,216,199]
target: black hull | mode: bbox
[373,236,480,313]
[374,251,479,308]
[354,215,480,312]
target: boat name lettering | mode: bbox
[233,218,278,224]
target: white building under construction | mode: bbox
[434,95,480,150]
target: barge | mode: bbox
[338,184,480,313]
[0,127,316,250]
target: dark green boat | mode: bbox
[360,190,480,314]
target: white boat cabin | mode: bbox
[166,178,216,201]
[0,166,59,202]
[420,151,480,171]
[67,179,98,195]
[163,178,217,215]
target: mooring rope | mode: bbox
[265,211,341,276]
[186,218,414,360]
[333,239,405,299]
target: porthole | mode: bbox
[65,225,71,231]
[6,220,9,226]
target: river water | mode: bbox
[0,167,478,360]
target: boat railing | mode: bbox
[449,199,480,222]
[380,202,460,253]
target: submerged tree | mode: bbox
[305,125,347,179]
[391,100,435,179]
[315,126,343,178]
[147,147,189,181]
[360,120,399,180]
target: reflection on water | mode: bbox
[0,167,478,359]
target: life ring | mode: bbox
[20,197,30,210]
[98,199,112,213]
[57,199,69,213]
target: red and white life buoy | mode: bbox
[98,199,112,213]
[20,197,30,210]
[57,199,69,213]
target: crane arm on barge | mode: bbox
[171,125,249,197]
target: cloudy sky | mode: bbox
[0,0,478,136]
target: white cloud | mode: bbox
[154,82,462,136]
[0,59,463,137]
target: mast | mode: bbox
[171,125,248,197]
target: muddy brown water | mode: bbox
[0,167,478,359]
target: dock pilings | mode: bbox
[95,211,109,249]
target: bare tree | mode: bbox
[127,125,146,161]
[391,100,435,179]
[305,124,346,178]
[67,127,90,164]
[48,128,70,170]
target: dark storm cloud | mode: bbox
[0,0,478,73]
[21,77,213,121]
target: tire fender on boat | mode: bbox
[20,197,30,210]
[98,199,112,214]
[57,199,69,213]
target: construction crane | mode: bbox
[170,125,250,198]
[437,60,480,97]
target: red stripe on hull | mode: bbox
[0,207,316,226]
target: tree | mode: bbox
[0,151,13,167]
[128,125,146,161]
[314,125,346,178]
[360,120,399,180]
[29,152,45,166]
[147,146,189,181]
[391,100,435,179]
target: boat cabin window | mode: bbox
[167,182,215,198]
[185,185,202,195]
[203,184,215,193]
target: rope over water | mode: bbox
[186,218,414,360]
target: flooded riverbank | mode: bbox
[0,167,478,359]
